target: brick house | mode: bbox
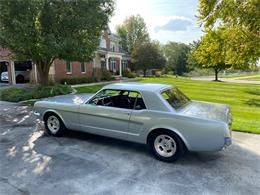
[0,29,129,85]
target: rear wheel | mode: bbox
[44,113,66,136]
[16,75,25,83]
[148,130,185,162]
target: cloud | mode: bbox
[155,18,193,32]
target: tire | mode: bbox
[148,130,185,162]
[16,75,25,83]
[44,113,66,136]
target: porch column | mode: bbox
[119,58,122,77]
[10,60,16,85]
[32,63,38,84]
[106,57,109,70]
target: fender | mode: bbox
[147,125,192,151]
[42,109,68,128]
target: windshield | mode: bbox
[161,87,190,109]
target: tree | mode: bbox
[116,15,150,55]
[132,42,166,77]
[187,40,202,70]
[0,0,114,85]
[163,42,190,75]
[197,0,260,67]
[191,29,231,81]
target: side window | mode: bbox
[132,92,146,110]
[88,89,146,110]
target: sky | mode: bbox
[109,0,204,44]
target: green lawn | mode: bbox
[76,84,106,94]
[75,76,260,134]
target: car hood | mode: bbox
[42,93,94,104]
[179,100,231,124]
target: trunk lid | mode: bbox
[179,100,232,124]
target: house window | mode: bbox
[110,42,117,52]
[100,37,106,48]
[110,59,116,71]
[66,61,72,73]
[81,62,86,73]
[122,61,128,70]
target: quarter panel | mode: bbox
[129,110,226,151]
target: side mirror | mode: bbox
[135,105,142,110]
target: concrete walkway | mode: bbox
[231,75,260,80]
[191,76,260,84]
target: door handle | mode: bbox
[122,111,130,115]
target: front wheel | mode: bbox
[44,113,66,136]
[148,131,185,162]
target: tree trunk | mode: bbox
[214,68,218,81]
[38,69,49,85]
[35,60,52,85]
[143,69,146,77]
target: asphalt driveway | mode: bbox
[0,101,260,195]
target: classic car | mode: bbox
[1,70,30,83]
[34,82,232,162]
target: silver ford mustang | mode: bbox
[34,82,232,162]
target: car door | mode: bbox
[127,92,150,142]
[78,89,132,139]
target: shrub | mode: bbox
[122,70,136,78]
[155,71,162,77]
[183,68,215,77]
[101,69,113,81]
[60,77,94,85]
[0,84,72,102]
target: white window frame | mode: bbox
[110,59,116,70]
[122,61,128,70]
[81,62,86,73]
[66,61,72,74]
[100,37,106,48]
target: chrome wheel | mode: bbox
[47,115,60,134]
[154,134,177,158]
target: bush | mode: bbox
[0,84,72,102]
[183,68,215,77]
[155,71,162,77]
[60,77,94,85]
[122,70,136,78]
[60,69,113,85]
[101,69,113,81]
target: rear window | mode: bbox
[161,87,190,109]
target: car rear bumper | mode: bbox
[222,136,232,150]
[1,78,8,81]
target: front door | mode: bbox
[78,89,133,139]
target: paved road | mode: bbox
[191,76,260,84]
[1,101,260,195]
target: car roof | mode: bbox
[103,82,173,92]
